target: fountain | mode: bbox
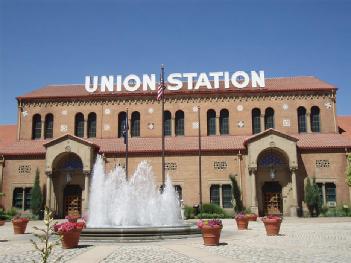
[81,155,200,241]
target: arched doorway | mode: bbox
[52,152,84,217]
[256,149,290,216]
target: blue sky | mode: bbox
[0,0,350,124]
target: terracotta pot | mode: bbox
[0,220,5,226]
[262,218,282,236]
[247,214,258,221]
[60,229,82,249]
[12,221,28,234]
[235,217,249,230]
[201,225,222,246]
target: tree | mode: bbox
[346,154,351,187]
[30,168,43,216]
[304,177,321,217]
[230,174,244,213]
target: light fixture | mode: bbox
[66,172,72,184]
[270,167,276,180]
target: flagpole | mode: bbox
[125,108,129,180]
[198,105,203,209]
[161,65,165,190]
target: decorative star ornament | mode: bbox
[325,102,332,109]
[237,121,245,128]
[22,111,28,117]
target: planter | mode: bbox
[247,214,258,221]
[235,217,249,230]
[60,229,82,249]
[262,218,282,236]
[0,220,5,226]
[67,218,78,223]
[12,221,28,234]
[200,225,222,246]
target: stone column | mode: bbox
[290,167,299,217]
[216,115,220,135]
[41,120,45,139]
[260,114,265,132]
[22,188,26,211]
[306,112,312,133]
[83,171,90,214]
[0,156,4,195]
[219,185,223,208]
[84,120,88,138]
[46,172,52,209]
[249,167,258,214]
[322,183,326,206]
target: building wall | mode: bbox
[19,92,337,140]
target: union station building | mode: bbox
[0,76,351,217]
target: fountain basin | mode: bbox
[80,224,201,241]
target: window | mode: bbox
[13,188,23,209]
[210,185,220,205]
[207,109,216,135]
[175,110,184,136]
[24,188,32,210]
[264,108,275,129]
[131,111,140,137]
[219,109,229,135]
[222,185,232,208]
[325,183,336,202]
[44,114,53,139]
[87,112,97,138]
[311,106,321,132]
[297,107,307,133]
[252,108,261,134]
[164,111,172,136]
[174,185,182,200]
[75,113,84,138]
[118,112,127,138]
[32,114,42,139]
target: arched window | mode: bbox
[75,113,84,138]
[219,109,229,135]
[207,109,216,135]
[311,106,321,132]
[32,114,42,140]
[264,108,275,130]
[131,111,140,137]
[164,111,172,136]
[252,108,261,134]
[87,112,97,138]
[44,114,54,139]
[118,111,127,138]
[297,107,307,133]
[175,110,184,136]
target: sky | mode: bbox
[0,0,350,124]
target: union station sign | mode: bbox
[85,70,265,93]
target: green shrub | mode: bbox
[184,205,195,219]
[30,168,43,216]
[6,207,18,218]
[196,213,224,219]
[200,203,224,215]
[0,209,10,220]
[304,177,321,217]
[320,205,351,217]
[230,174,244,213]
[346,154,351,187]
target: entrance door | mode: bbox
[64,185,82,217]
[262,182,282,215]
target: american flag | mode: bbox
[122,114,128,144]
[157,83,165,101]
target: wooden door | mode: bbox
[64,185,82,217]
[262,182,282,215]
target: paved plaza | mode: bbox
[0,218,351,263]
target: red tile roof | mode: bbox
[17,76,335,100]
[0,125,17,151]
[338,116,351,138]
[1,133,350,156]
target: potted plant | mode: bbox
[261,215,282,236]
[54,221,86,249]
[12,215,30,234]
[197,219,223,246]
[65,215,80,223]
[247,213,258,221]
[234,212,249,230]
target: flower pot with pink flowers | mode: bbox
[65,215,80,223]
[54,221,86,249]
[261,215,283,236]
[234,212,249,230]
[197,219,223,246]
[12,216,30,234]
